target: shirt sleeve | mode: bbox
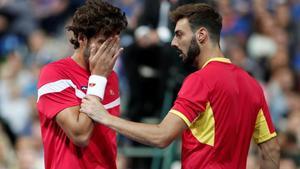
[37,65,80,119]
[253,92,277,144]
[170,73,208,126]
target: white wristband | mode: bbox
[87,75,107,100]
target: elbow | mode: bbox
[73,139,89,147]
[72,133,91,147]
[151,126,176,148]
[153,136,172,149]
[156,141,170,149]
[70,126,94,147]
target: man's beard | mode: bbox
[83,44,91,69]
[184,36,200,66]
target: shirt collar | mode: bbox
[202,57,231,68]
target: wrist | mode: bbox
[86,75,107,100]
[91,71,109,77]
[102,112,113,126]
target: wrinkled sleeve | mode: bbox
[170,74,208,127]
[253,92,277,144]
[37,65,80,119]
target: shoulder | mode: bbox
[40,58,70,73]
[183,71,205,84]
[179,71,208,94]
[236,67,265,101]
[38,58,70,88]
[239,67,263,93]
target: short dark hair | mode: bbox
[170,3,222,43]
[66,0,128,49]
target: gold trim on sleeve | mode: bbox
[170,109,192,127]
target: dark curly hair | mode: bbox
[66,0,128,49]
[170,3,222,43]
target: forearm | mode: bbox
[80,96,187,148]
[75,112,94,136]
[259,138,280,169]
[66,113,94,146]
[259,150,280,169]
[260,156,280,169]
[106,115,171,148]
[56,106,94,147]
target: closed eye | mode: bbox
[175,30,183,38]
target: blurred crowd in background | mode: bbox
[0,0,300,169]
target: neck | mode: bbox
[71,49,89,70]
[197,43,224,69]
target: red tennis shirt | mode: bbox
[37,57,120,169]
[171,57,276,169]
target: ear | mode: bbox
[195,27,208,44]
[77,33,88,47]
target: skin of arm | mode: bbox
[51,37,122,148]
[56,106,94,147]
[80,95,188,148]
[258,137,280,169]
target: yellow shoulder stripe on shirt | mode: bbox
[253,109,277,144]
[202,57,231,68]
[190,102,215,146]
[170,102,215,147]
[170,109,192,127]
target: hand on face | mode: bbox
[80,95,109,124]
[89,36,123,76]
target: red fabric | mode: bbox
[37,57,120,169]
[172,60,276,169]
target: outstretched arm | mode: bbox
[258,137,280,169]
[107,111,186,148]
[80,95,188,148]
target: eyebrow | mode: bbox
[175,30,183,35]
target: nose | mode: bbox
[171,37,177,48]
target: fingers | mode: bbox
[90,36,120,64]
[84,95,101,101]
[89,36,122,75]
[101,36,120,59]
[97,37,114,55]
[111,47,123,65]
[80,99,92,115]
[106,37,118,57]
[82,95,91,101]
[111,37,120,56]
[89,37,113,63]
[95,37,118,58]
[79,102,87,113]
